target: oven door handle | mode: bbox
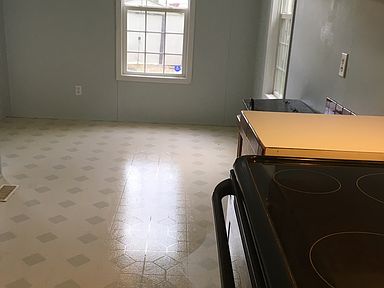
[212,179,236,288]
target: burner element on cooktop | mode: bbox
[273,169,341,194]
[310,231,384,288]
[356,173,384,205]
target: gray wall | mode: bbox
[3,0,260,125]
[4,0,118,121]
[252,0,271,99]
[286,0,384,115]
[0,0,10,119]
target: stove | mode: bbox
[212,156,384,288]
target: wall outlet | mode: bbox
[75,85,82,96]
[338,53,349,78]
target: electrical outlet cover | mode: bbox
[339,53,349,78]
[75,85,82,96]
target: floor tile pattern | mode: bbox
[0,118,237,287]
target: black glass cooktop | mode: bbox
[233,156,384,288]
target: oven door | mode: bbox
[212,171,268,288]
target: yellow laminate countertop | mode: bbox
[241,110,384,161]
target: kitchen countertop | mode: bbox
[241,111,384,161]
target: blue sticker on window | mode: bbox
[174,65,181,72]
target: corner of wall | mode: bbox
[0,0,11,119]
[252,0,272,99]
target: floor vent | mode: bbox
[0,185,18,202]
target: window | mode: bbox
[273,0,295,98]
[262,0,295,98]
[116,0,195,83]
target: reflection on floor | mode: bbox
[0,118,237,288]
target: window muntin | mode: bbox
[117,0,193,82]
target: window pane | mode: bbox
[125,0,188,9]
[283,45,289,69]
[165,34,183,54]
[167,0,188,9]
[147,11,165,33]
[274,70,281,95]
[127,52,144,72]
[145,0,167,8]
[146,32,163,53]
[124,0,146,7]
[127,32,145,52]
[166,12,184,33]
[279,18,292,45]
[165,55,182,74]
[127,10,145,31]
[146,53,164,74]
[281,0,295,14]
[276,44,283,68]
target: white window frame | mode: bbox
[116,0,195,84]
[262,0,295,99]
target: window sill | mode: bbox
[264,93,280,99]
[117,74,192,84]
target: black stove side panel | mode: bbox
[233,157,296,288]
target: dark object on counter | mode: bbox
[213,156,384,287]
[243,98,317,113]
[325,97,356,115]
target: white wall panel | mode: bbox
[3,0,261,125]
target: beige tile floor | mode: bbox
[0,118,237,288]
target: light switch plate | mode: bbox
[339,53,349,78]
